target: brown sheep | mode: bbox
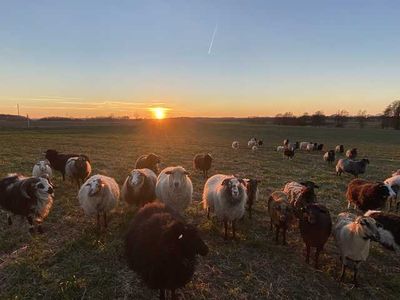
[135,153,161,174]
[193,153,213,179]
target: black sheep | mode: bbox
[45,149,89,180]
[317,144,324,151]
[193,153,213,179]
[323,150,335,164]
[0,174,54,233]
[244,178,260,219]
[284,148,295,159]
[125,201,208,300]
[299,203,332,268]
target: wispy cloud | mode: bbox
[208,23,218,55]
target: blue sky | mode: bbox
[0,0,399,117]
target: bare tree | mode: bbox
[356,110,367,128]
[383,100,400,129]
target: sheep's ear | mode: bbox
[238,178,246,185]
[221,178,231,186]
[165,170,172,175]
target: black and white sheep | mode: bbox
[336,158,370,177]
[203,174,248,239]
[384,175,400,211]
[243,178,260,219]
[135,153,161,174]
[333,212,381,286]
[323,150,335,164]
[232,141,240,150]
[156,166,193,213]
[346,148,358,159]
[78,174,120,229]
[0,174,54,233]
[335,145,344,153]
[121,168,157,207]
[32,160,52,178]
[283,148,295,159]
[316,143,324,151]
[364,210,400,253]
[193,153,213,179]
[268,191,296,245]
[125,201,208,300]
[299,203,332,268]
[45,149,89,180]
[65,155,92,189]
[346,179,396,212]
[248,138,257,148]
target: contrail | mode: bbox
[208,24,218,54]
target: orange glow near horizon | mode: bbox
[150,107,168,120]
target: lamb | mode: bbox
[65,155,92,189]
[299,203,332,268]
[336,158,370,177]
[333,212,381,286]
[125,201,208,300]
[193,153,213,179]
[283,148,295,159]
[32,160,52,178]
[335,145,344,153]
[243,178,260,219]
[346,179,395,212]
[346,148,358,159]
[203,174,248,239]
[0,174,54,233]
[135,153,161,174]
[78,174,120,229]
[364,210,400,253]
[45,149,89,180]
[384,175,400,211]
[121,168,157,207]
[232,141,240,150]
[323,150,335,164]
[268,191,296,245]
[156,166,193,213]
[283,181,318,215]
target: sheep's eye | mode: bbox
[178,234,183,240]
[37,183,44,189]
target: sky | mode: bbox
[0,0,399,118]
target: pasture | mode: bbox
[1,119,400,299]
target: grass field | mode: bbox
[1,119,400,299]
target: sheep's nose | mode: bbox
[174,182,179,188]
[48,187,54,194]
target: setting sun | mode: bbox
[150,107,168,120]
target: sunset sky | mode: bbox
[0,1,399,118]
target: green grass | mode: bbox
[1,119,400,299]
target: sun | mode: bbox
[150,107,167,120]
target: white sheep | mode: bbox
[306,143,315,151]
[299,142,310,150]
[232,141,240,150]
[333,212,381,286]
[32,160,52,178]
[276,146,285,152]
[384,175,400,211]
[251,145,258,151]
[121,168,157,207]
[155,166,193,213]
[203,174,248,239]
[78,174,120,229]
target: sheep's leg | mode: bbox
[305,244,310,264]
[270,218,273,231]
[396,201,400,212]
[97,213,101,230]
[103,212,108,229]
[232,220,236,239]
[207,207,210,219]
[347,201,351,209]
[315,247,321,269]
[62,172,65,181]
[275,226,279,244]
[353,266,359,287]
[7,215,12,226]
[340,264,346,282]
[37,223,44,234]
[224,221,228,240]
[27,216,34,234]
[159,289,166,300]
[282,228,287,245]
[171,289,176,300]
[249,206,252,219]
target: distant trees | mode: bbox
[333,110,349,128]
[356,110,367,128]
[382,100,400,130]
[311,111,326,126]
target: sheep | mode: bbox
[306,143,315,151]
[0,174,54,233]
[32,160,52,178]
[333,212,381,286]
[336,158,369,177]
[243,178,260,219]
[65,155,92,189]
[286,143,296,151]
[125,201,208,300]
[392,169,400,177]
[156,166,193,214]
[203,174,247,239]
[335,145,344,153]
[257,140,263,146]
[248,139,257,148]
[121,168,157,207]
[346,179,395,212]
[276,146,285,152]
[135,153,161,174]
[346,148,358,159]
[316,143,324,151]
[193,153,213,179]
[232,141,240,150]
[283,139,289,146]
[299,203,332,268]
[364,210,400,253]
[251,145,258,151]
[299,142,310,150]
[78,174,120,229]
[268,191,296,245]
[323,150,335,164]
[45,149,89,180]
[283,181,319,215]
[283,148,295,159]
[384,175,400,211]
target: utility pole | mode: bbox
[17,104,20,116]
[27,114,30,128]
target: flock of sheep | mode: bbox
[1,138,400,299]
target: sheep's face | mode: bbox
[45,149,58,161]
[75,156,88,169]
[36,161,49,172]
[384,183,397,199]
[129,170,145,188]
[275,202,294,224]
[164,222,209,259]
[222,178,245,200]
[294,187,316,210]
[165,168,189,190]
[34,176,54,196]
[358,216,381,242]
[86,178,104,196]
